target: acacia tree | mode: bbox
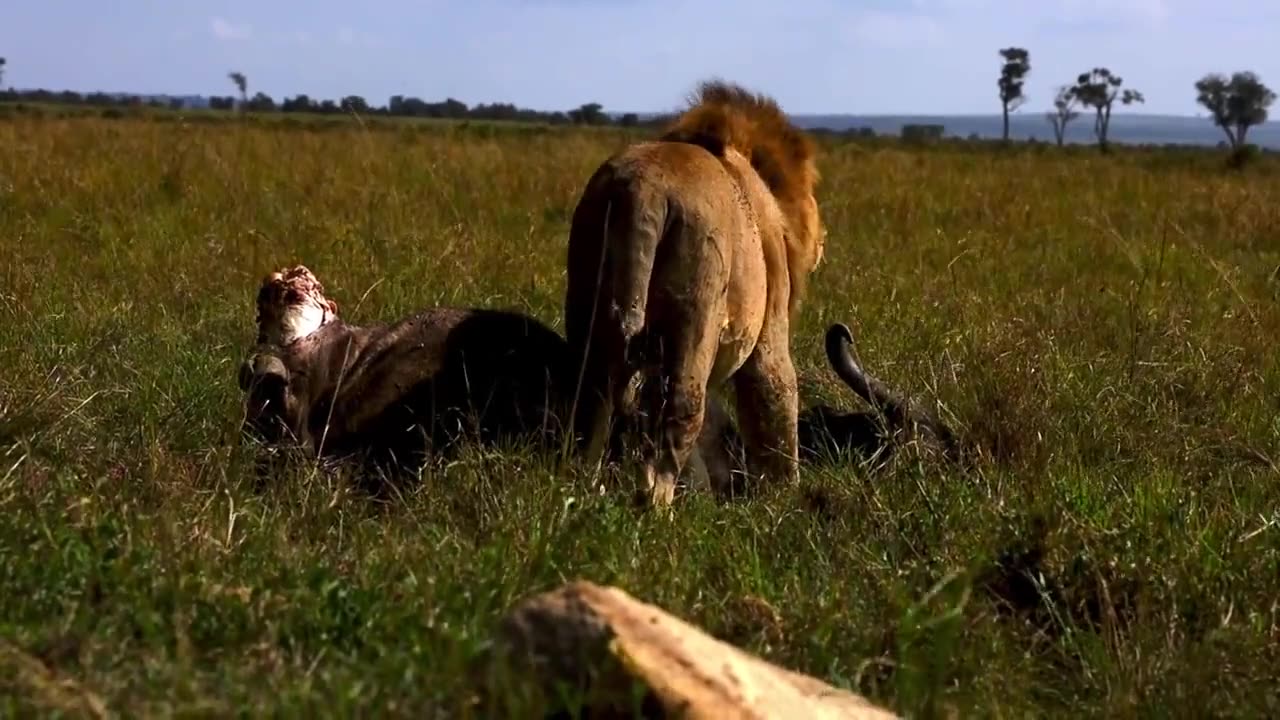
[997,47,1031,142]
[1194,71,1276,150]
[228,71,248,111]
[1045,86,1080,147]
[1070,67,1143,151]
[569,102,605,125]
[340,95,369,114]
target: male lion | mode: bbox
[564,79,826,507]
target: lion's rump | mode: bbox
[564,142,763,359]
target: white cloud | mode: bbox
[263,29,314,45]
[910,0,993,10]
[210,17,252,41]
[850,10,946,49]
[1055,0,1170,26]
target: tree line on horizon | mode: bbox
[995,47,1276,154]
[217,69,637,126]
[0,52,1275,153]
[0,58,647,128]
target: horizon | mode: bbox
[0,85,1246,122]
[0,84,1248,122]
[3,1,1278,118]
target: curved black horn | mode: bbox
[238,357,255,392]
[823,322,958,454]
[239,351,289,392]
[824,322,902,422]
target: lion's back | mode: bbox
[568,140,775,280]
[601,140,758,225]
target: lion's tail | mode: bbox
[592,182,667,421]
[563,179,666,464]
[604,190,661,345]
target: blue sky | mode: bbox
[2,0,1277,116]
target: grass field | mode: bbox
[2,113,1279,717]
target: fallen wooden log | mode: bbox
[486,580,898,719]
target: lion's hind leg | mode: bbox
[573,336,637,476]
[632,355,712,509]
[730,320,801,495]
[630,297,724,509]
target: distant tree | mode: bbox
[395,96,432,117]
[1070,68,1144,151]
[281,94,314,113]
[439,98,468,118]
[1045,85,1080,147]
[246,92,276,112]
[1194,71,1276,150]
[619,112,639,127]
[0,58,6,89]
[997,47,1031,142]
[901,123,945,144]
[228,71,248,111]
[473,102,522,121]
[340,95,369,114]
[569,102,605,125]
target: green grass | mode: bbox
[2,115,1279,718]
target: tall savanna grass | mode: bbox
[2,113,1278,717]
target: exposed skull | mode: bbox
[253,264,339,346]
